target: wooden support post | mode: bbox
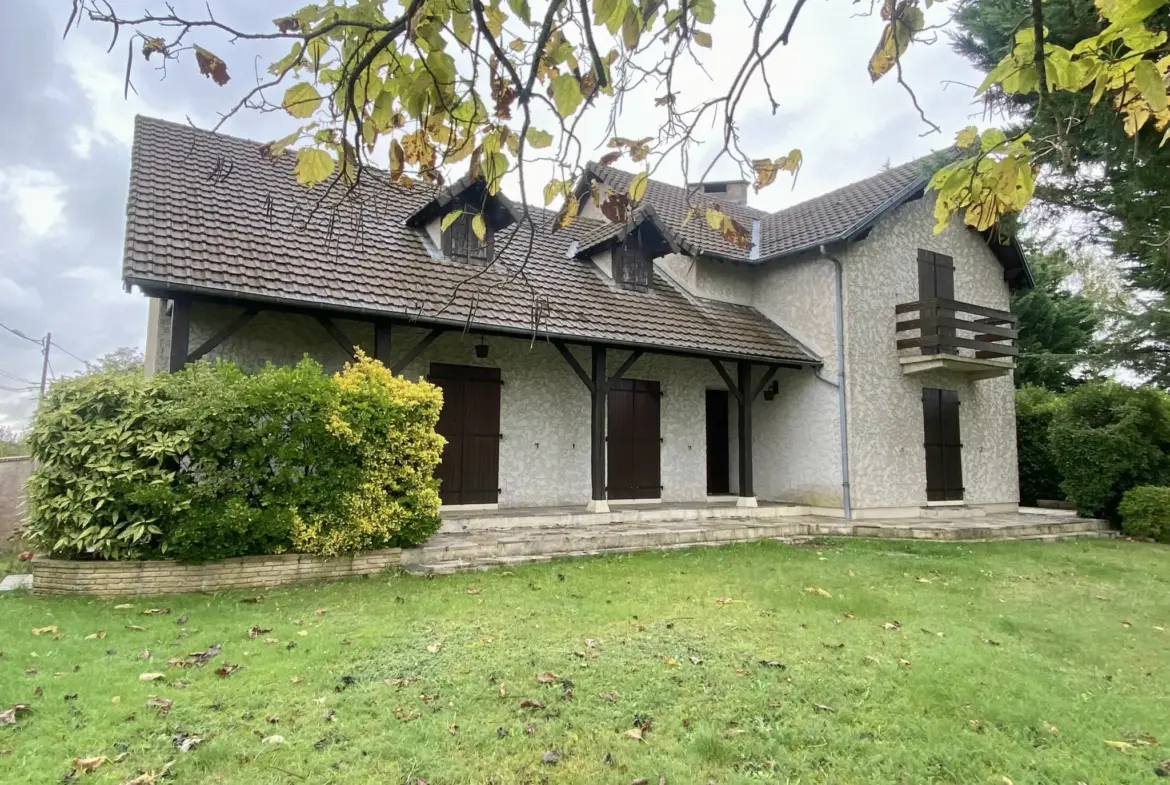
[315,315,358,360]
[187,308,258,363]
[390,328,444,375]
[736,360,755,505]
[168,295,191,373]
[589,345,608,513]
[374,322,392,364]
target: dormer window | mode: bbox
[613,231,652,292]
[441,210,492,264]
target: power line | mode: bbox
[0,368,36,385]
[0,321,42,346]
[50,340,93,368]
[0,383,39,393]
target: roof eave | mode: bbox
[125,275,820,367]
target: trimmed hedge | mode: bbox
[1119,486,1170,543]
[24,353,443,561]
[1048,382,1170,520]
[1015,385,1064,507]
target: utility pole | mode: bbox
[39,332,51,397]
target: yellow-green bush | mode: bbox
[23,352,443,561]
[1119,486,1170,543]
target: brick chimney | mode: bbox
[688,180,749,206]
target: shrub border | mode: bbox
[30,549,401,596]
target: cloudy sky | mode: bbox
[0,0,987,427]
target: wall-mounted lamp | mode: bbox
[762,380,780,401]
[475,335,490,358]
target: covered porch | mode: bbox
[154,290,822,513]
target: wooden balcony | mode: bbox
[895,298,1018,380]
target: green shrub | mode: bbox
[1048,381,1170,520]
[23,353,443,561]
[24,371,189,560]
[1119,486,1170,542]
[1015,385,1064,507]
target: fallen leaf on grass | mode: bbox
[864,655,881,665]
[1003,778,1014,785]
[734,668,750,676]
[1122,621,1132,628]
[214,664,240,677]
[758,659,785,669]
[882,621,902,630]
[498,683,507,698]
[385,676,418,687]
[623,727,644,741]
[0,705,30,726]
[520,699,546,709]
[661,656,678,666]
[142,609,171,615]
[138,650,151,660]
[804,587,832,598]
[689,655,703,665]
[842,610,855,619]
[266,715,280,723]
[24,668,36,676]
[541,750,560,764]
[525,723,537,734]
[585,638,600,648]
[126,625,147,632]
[175,616,187,625]
[899,659,912,667]
[465,587,483,595]
[983,638,1001,646]
[85,632,106,640]
[536,671,559,683]
[632,779,649,785]
[813,703,835,713]
[1105,740,1134,751]
[425,642,442,654]
[114,604,132,610]
[73,756,108,773]
[246,626,272,639]
[823,642,845,650]
[715,596,737,605]
[261,735,284,745]
[394,707,419,721]
[173,733,202,752]
[290,676,305,684]
[598,691,619,702]
[296,630,308,637]
[139,673,165,682]
[448,724,459,734]
[31,626,57,636]
[314,608,328,616]
[146,697,173,717]
[1044,721,1059,735]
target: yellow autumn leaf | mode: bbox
[628,171,649,201]
[282,83,322,119]
[705,207,723,231]
[441,210,464,232]
[955,126,979,149]
[471,213,487,242]
[294,147,335,187]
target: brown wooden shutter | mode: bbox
[607,379,661,499]
[922,387,963,502]
[917,249,955,355]
[429,364,502,505]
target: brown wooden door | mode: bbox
[705,390,730,495]
[429,364,501,505]
[608,379,661,500]
[922,387,963,502]
[918,249,955,355]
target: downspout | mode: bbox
[817,245,852,520]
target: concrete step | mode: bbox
[402,521,804,573]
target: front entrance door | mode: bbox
[922,387,963,501]
[607,378,661,500]
[429,363,501,505]
[705,389,730,495]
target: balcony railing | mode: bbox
[895,298,1018,364]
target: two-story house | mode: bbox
[126,116,1029,521]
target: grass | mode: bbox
[1,538,1168,785]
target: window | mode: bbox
[442,210,492,264]
[613,233,652,292]
[702,183,728,194]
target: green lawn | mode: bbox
[1,538,1168,785]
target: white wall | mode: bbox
[168,301,731,508]
[841,194,1019,511]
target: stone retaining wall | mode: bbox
[31,549,402,596]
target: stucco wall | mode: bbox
[175,301,734,507]
[841,194,1018,510]
[0,456,32,547]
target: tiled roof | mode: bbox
[122,116,816,365]
[588,155,947,263]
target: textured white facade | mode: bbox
[143,193,1019,514]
